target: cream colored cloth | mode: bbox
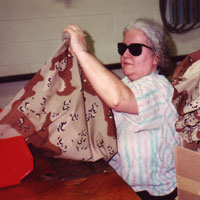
[172,51,200,143]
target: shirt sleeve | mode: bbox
[125,75,175,132]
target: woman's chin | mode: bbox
[122,68,133,77]
[122,70,137,81]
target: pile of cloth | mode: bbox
[172,50,200,148]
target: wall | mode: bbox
[0,0,200,108]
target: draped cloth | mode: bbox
[172,50,200,145]
[0,40,117,162]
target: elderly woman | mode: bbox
[63,19,180,200]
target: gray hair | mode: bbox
[124,18,171,76]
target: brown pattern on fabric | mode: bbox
[0,40,117,161]
[0,70,44,136]
[51,49,76,96]
[80,69,116,137]
[171,50,200,144]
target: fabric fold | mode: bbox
[0,40,117,162]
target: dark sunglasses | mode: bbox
[117,43,153,56]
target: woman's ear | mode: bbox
[153,55,159,66]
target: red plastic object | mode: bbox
[0,136,34,188]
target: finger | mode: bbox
[62,24,84,34]
[62,26,73,34]
[73,24,83,31]
[62,24,78,32]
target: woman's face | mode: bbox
[120,29,158,81]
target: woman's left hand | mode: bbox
[62,24,88,56]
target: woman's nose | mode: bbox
[123,48,132,57]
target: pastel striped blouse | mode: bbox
[109,71,180,196]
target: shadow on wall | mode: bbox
[55,0,72,7]
[168,32,177,56]
[85,31,95,55]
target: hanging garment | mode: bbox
[172,50,200,144]
[0,40,117,162]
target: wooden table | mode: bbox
[0,148,140,200]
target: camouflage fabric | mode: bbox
[172,50,200,143]
[0,40,117,162]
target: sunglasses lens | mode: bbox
[129,44,142,56]
[118,43,127,55]
[117,43,143,56]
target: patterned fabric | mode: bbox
[0,40,117,162]
[109,71,180,196]
[172,50,200,144]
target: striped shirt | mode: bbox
[109,71,180,196]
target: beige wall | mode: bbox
[0,0,200,108]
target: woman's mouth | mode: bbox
[123,59,133,66]
[123,61,133,68]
